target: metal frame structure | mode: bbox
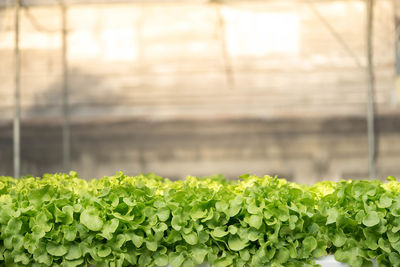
[395,0,400,106]
[61,2,70,172]
[366,0,376,180]
[13,0,20,178]
[4,0,377,178]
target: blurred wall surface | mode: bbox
[0,0,399,182]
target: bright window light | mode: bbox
[222,7,299,56]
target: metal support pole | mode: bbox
[366,0,376,179]
[61,4,70,172]
[215,4,234,89]
[13,0,20,178]
[394,0,400,106]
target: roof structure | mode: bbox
[1,0,210,8]
[0,0,317,8]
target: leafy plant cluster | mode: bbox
[0,172,399,267]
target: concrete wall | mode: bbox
[0,0,399,181]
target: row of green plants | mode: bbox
[0,172,400,267]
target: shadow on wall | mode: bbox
[0,68,103,177]
[1,67,305,180]
[27,68,104,118]
[1,68,400,181]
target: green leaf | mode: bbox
[364,229,379,250]
[65,244,82,260]
[332,230,347,247]
[212,227,228,238]
[378,238,391,253]
[191,246,208,264]
[391,201,400,216]
[80,208,104,231]
[65,258,84,267]
[101,218,119,239]
[96,245,111,258]
[389,252,400,265]
[154,254,169,266]
[198,231,209,244]
[5,234,24,250]
[182,232,198,245]
[326,208,338,225]
[247,202,262,215]
[61,205,74,224]
[214,255,233,267]
[46,242,68,256]
[229,197,243,217]
[5,218,22,235]
[216,201,229,213]
[303,236,317,253]
[63,226,77,241]
[13,252,30,265]
[153,222,168,234]
[171,215,182,231]
[139,253,152,266]
[157,207,170,222]
[240,249,251,261]
[289,215,298,230]
[182,259,195,267]
[169,252,185,267]
[355,210,366,223]
[363,211,380,227]
[228,235,248,251]
[378,194,393,209]
[126,232,144,248]
[277,206,290,222]
[392,240,400,253]
[146,239,158,251]
[35,251,52,266]
[248,214,263,229]
[388,230,400,243]
[228,225,238,235]
[275,247,290,264]
[335,248,355,265]
[248,228,259,241]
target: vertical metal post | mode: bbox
[394,0,400,106]
[13,0,20,178]
[366,0,376,179]
[61,4,70,172]
[215,4,234,89]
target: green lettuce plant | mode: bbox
[0,172,399,267]
[314,178,400,267]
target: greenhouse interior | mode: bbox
[1,0,400,266]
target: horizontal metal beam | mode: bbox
[0,0,358,8]
[1,0,204,8]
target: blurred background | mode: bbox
[0,0,399,183]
